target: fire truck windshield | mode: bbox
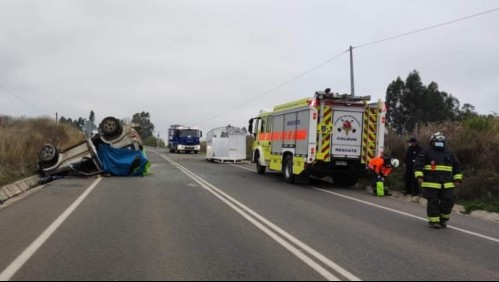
[179,130,200,138]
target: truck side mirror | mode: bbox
[248,119,254,135]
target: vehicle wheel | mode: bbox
[38,144,59,166]
[99,117,123,137]
[283,155,295,184]
[255,152,266,175]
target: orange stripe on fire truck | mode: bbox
[257,130,308,141]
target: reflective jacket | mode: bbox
[368,157,393,177]
[414,147,463,189]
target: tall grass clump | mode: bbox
[0,116,85,186]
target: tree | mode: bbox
[77,117,85,127]
[402,70,426,133]
[385,70,466,135]
[132,112,155,139]
[385,77,406,134]
[89,111,95,123]
[460,103,478,121]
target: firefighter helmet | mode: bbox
[382,157,399,168]
[430,132,446,150]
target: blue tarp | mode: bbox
[97,144,150,176]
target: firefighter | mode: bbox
[368,156,400,196]
[414,132,463,229]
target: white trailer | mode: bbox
[206,126,247,163]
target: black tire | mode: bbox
[283,155,295,184]
[255,153,266,175]
[38,144,59,167]
[99,117,123,137]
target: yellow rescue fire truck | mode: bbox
[248,88,386,186]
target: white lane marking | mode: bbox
[231,164,499,245]
[314,187,499,244]
[231,164,256,172]
[0,177,103,281]
[158,153,360,281]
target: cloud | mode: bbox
[1,0,498,135]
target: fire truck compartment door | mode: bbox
[331,109,364,158]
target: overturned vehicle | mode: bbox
[37,117,150,178]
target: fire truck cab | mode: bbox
[168,125,202,154]
[248,89,386,186]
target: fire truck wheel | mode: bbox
[283,155,295,184]
[256,153,266,175]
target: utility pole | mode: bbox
[349,46,355,96]
[56,112,58,124]
[157,132,160,148]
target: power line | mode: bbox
[193,49,349,126]
[0,85,52,115]
[194,7,499,127]
[354,7,499,49]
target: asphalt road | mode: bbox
[0,149,498,281]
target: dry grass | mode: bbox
[2,115,497,211]
[385,117,499,208]
[0,116,85,187]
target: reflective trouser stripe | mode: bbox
[428,216,440,223]
[454,173,463,180]
[422,182,455,189]
[426,188,455,223]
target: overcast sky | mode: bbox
[1,0,498,138]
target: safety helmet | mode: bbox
[390,158,400,168]
[430,132,446,150]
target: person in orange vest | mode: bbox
[368,156,400,196]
